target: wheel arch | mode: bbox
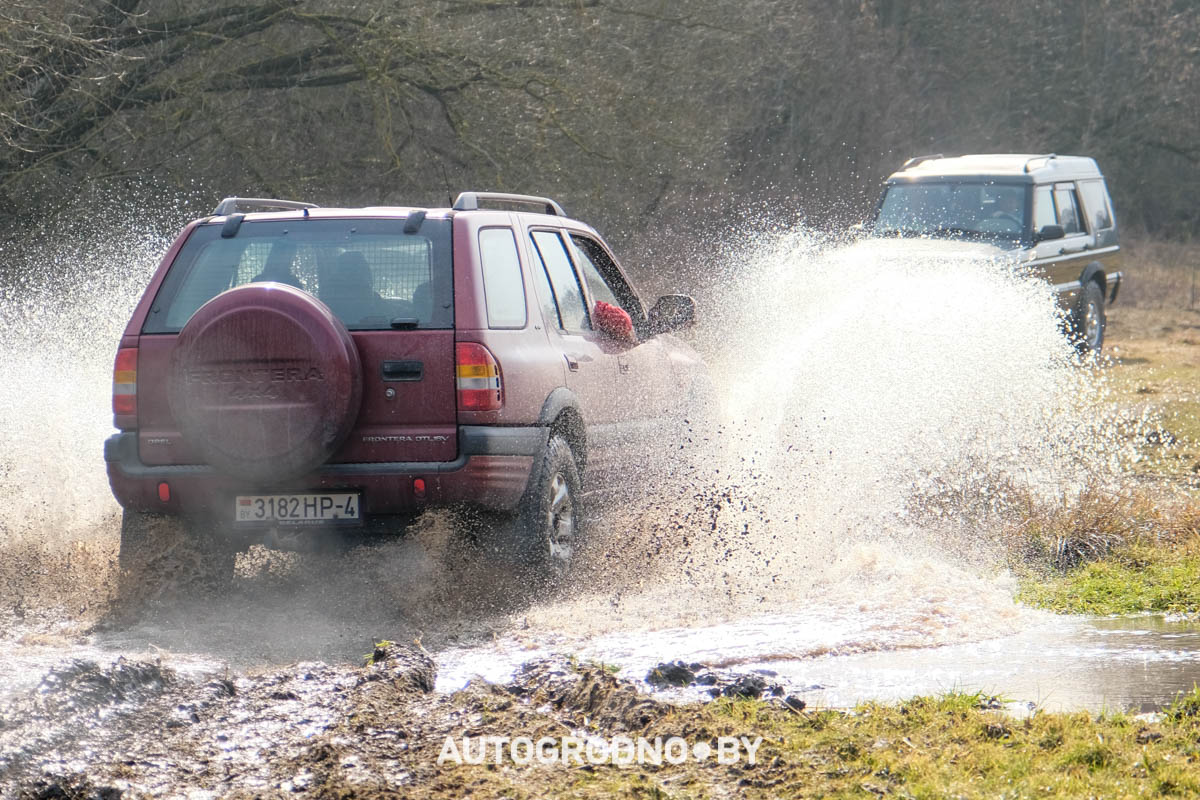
[1079,261,1107,294]
[537,387,587,473]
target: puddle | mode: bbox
[435,612,1200,713]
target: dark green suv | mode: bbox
[872,154,1123,352]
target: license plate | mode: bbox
[235,493,360,525]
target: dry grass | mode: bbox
[1119,236,1200,310]
[1003,484,1200,572]
[1006,239,1200,609]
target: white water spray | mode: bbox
[436,229,1143,688]
[0,229,167,543]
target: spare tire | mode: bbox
[168,283,362,484]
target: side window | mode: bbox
[568,235,621,308]
[1033,185,1057,232]
[529,243,561,330]
[530,230,590,333]
[478,228,526,329]
[1077,180,1114,231]
[1054,185,1084,235]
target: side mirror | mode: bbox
[1035,224,1065,242]
[648,294,695,333]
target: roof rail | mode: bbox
[901,153,944,170]
[212,197,319,216]
[1023,154,1057,173]
[452,192,565,216]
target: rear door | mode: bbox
[1076,179,1122,289]
[137,216,458,468]
[1031,182,1094,310]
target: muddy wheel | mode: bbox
[118,511,237,602]
[1070,281,1106,354]
[487,435,584,582]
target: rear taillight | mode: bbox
[455,342,502,411]
[112,347,137,422]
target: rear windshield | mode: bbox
[143,218,453,333]
[874,181,1029,244]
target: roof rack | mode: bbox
[452,192,565,216]
[1023,154,1057,173]
[212,197,319,216]
[901,153,944,170]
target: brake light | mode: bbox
[112,347,137,420]
[456,342,502,411]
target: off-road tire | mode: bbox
[488,435,584,583]
[1071,281,1106,355]
[117,511,238,602]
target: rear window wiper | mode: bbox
[390,318,419,329]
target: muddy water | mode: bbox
[436,605,1200,714]
[0,219,1187,764]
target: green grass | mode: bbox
[1019,540,1200,615]
[423,688,1200,798]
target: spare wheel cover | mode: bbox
[168,283,362,483]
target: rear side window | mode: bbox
[530,230,589,333]
[1078,180,1114,231]
[1053,186,1084,235]
[145,218,454,332]
[478,228,526,329]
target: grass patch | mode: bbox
[1002,281,1200,614]
[1005,482,1200,615]
[420,686,1200,798]
[1019,538,1200,615]
[1003,486,1200,571]
[1118,237,1200,310]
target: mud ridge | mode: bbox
[0,646,796,798]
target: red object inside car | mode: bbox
[593,301,635,342]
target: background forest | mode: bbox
[0,0,1196,259]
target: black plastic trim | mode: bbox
[459,425,548,456]
[220,213,245,238]
[536,387,581,427]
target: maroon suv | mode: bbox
[106,193,708,584]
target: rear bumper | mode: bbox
[104,426,546,518]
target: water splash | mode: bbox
[0,229,168,541]
[0,215,1150,699]
[441,228,1144,683]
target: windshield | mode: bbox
[874,181,1028,243]
[145,218,453,333]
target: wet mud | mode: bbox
[0,645,757,798]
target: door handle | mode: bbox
[565,353,593,372]
[381,360,423,381]
[617,356,630,375]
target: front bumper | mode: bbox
[104,426,547,519]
